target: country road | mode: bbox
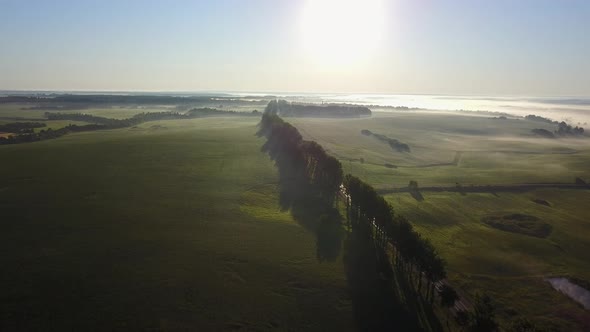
[378,182,590,195]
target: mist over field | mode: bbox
[2,0,590,331]
[1,92,589,331]
[228,92,590,124]
[7,90,588,123]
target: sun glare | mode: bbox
[301,0,385,68]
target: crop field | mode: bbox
[291,111,590,329]
[0,116,354,331]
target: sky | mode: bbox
[0,0,589,96]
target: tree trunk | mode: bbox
[418,273,423,293]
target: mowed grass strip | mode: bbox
[0,117,353,331]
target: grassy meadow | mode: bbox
[291,112,590,187]
[2,102,590,330]
[291,111,590,329]
[0,116,354,331]
[0,104,179,120]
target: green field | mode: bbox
[2,104,590,330]
[291,112,590,187]
[0,104,179,120]
[0,117,354,331]
[290,111,590,329]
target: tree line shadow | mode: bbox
[343,231,443,332]
[258,108,443,331]
[276,176,443,331]
[277,175,344,262]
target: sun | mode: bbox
[300,0,385,67]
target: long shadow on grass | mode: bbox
[343,232,425,332]
[277,177,344,262]
[390,262,444,332]
[410,190,425,202]
[271,171,441,330]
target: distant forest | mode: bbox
[0,94,270,108]
[274,99,371,118]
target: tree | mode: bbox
[455,310,470,331]
[469,293,498,332]
[506,317,539,332]
[408,180,424,201]
[439,285,459,330]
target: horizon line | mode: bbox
[1,89,589,99]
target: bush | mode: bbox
[482,213,552,238]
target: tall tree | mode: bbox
[439,284,459,330]
[469,294,499,332]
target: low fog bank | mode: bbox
[253,93,590,125]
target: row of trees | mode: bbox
[258,103,453,326]
[47,109,261,128]
[556,121,585,136]
[361,129,411,153]
[525,114,556,124]
[273,99,372,118]
[45,111,188,128]
[257,101,343,205]
[343,175,446,301]
[0,122,46,134]
[258,102,452,323]
[257,101,512,331]
[1,109,262,146]
[532,123,586,139]
[0,124,106,145]
[1,112,187,145]
[345,174,509,331]
[185,108,260,117]
[526,114,586,137]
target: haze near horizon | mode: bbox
[1,0,589,96]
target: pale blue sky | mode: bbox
[0,0,589,95]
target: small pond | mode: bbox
[547,278,590,310]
